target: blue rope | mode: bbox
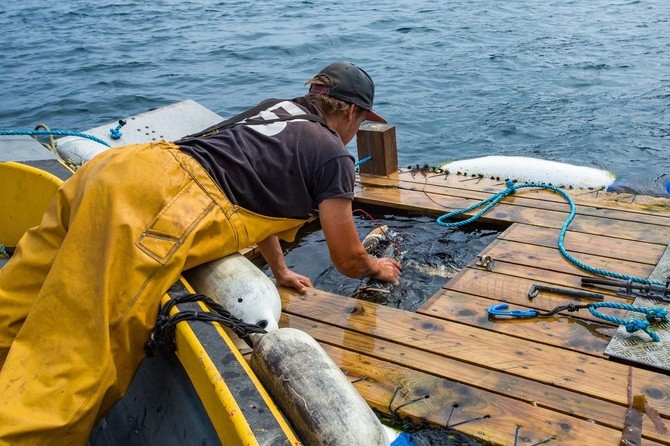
[588,302,668,342]
[355,155,373,167]
[489,301,668,341]
[109,120,126,140]
[437,180,665,286]
[0,129,110,147]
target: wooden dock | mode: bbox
[278,169,670,445]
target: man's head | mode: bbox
[307,62,386,124]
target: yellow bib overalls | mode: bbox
[0,141,307,444]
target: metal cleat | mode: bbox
[476,255,495,271]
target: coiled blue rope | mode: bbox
[588,301,668,342]
[0,129,111,147]
[437,180,665,286]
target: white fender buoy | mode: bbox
[439,155,616,189]
[250,328,390,446]
[183,253,281,349]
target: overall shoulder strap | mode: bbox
[177,99,327,142]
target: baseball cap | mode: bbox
[308,62,386,123]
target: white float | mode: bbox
[183,253,281,350]
[185,255,401,445]
[438,155,616,189]
[56,100,224,165]
[250,328,391,446]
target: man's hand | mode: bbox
[257,236,313,294]
[370,257,401,285]
[274,269,313,294]
[319,198,403,284]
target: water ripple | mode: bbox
[1,0,668,188]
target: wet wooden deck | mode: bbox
[278,170,670,446]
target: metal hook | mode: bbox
[488,303,538,318]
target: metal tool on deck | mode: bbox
[475,255,495,271]
[487,302,668,341]
[527,284,604,301]
[581,276,670,302]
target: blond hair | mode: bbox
[306,76,365,119]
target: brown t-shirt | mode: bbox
[177,97,355,219]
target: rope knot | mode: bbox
[565,303,582,313]
[624,318,649,334]
[109,120,126,140]
[505,179,516,191]
[645,307,668,322]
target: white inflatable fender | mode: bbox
[439,155,616,190]
[183,253,281,350]
[250,328,390,446]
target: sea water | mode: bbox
[1,0,668,192]
[273,212,500,312]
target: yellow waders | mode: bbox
[0,141,306,445]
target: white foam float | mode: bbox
[183,253,281,350]
[56,100,223,165]
[185,256,396,445]
[438,155,616,189]
[250,328,391,446]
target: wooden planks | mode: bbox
[280,290,670,413]
[483,238,657,277]
[360,171,670,220]
[419,289,616,355]
[425,266,648,325]
[278,289,670,445]
[500,224,665,265]
[355,184,670,243]
[276,170,670,445]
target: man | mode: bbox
[0,62,401,444]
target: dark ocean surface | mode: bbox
[1,0,669,192]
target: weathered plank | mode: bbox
[359,172,670,223]
[278,297,670,445]
[435,267,641,323]
[355,185,670,243]
[279,289,670,418]
[500,224,665,265]
[362,170,670,214]
[417,289,616,355]
[483,238,656,278]
[325,337,657,446]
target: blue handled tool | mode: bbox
[487,304,537,318]
[487,301,668,341]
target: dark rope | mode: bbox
[144,293,267,357]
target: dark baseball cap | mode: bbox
[308,62,386,123]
